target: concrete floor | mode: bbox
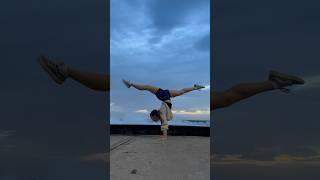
[110,135,210,180]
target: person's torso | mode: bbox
[159,102,173,121]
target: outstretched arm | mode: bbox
[160,113,168,139]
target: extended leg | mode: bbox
[68,67,109,92]
[123,80,159,94]
[38,56,109,92]
[212,81,274,110]
[211,71,305,110]
[169,87,197,98]
[169,84,205,97]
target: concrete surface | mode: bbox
[110,135,209,180]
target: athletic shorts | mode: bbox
[155,88,171,102]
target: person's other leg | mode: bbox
[131,83,159,94]
[68,67,109,92]
[123,80,159,94]
[211,81,274,110]
[211,71,305,110]
[38,56,109,92]
[169,85,203,98]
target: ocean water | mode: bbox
[110,118,210,127]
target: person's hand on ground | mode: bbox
[160,135,167,141]
[160,130,168,140]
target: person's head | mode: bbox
[150,109,160,122]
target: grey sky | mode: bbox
[212,0,320,179]
[111,0,210,124]
[0,0,108,179]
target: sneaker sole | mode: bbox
[194,84,205,89]
[269,70,305,84]
[122,80,131,88]
[38,56,64,85]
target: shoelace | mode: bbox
[271,77,292,93]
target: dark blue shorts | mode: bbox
[155,88,171,101]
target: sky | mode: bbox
[0,0,108,179]
[2,0,320,179]
[110,0,210,125]
[212,0,320,179]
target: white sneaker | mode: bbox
[122,79,131,88]
[269,70,305,93]
[194,84,205,90]
[37,56,68,85]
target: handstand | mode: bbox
[211,71,305,110]
[122,80,205,138]
[38,55,205,138]
[38,55,305,137]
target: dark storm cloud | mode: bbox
[148,0,208,34]
[213,0,320,179]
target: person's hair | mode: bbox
[150,109,160,121]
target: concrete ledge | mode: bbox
[111,135,210,180]
[110,125,210,136]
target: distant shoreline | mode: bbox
[110,119,210,127]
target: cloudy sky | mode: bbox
[212,0,320,179]
[110,0,210,125]
[0,0,108,179]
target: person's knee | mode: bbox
[178,90,185,96]
[214,92,239,108]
